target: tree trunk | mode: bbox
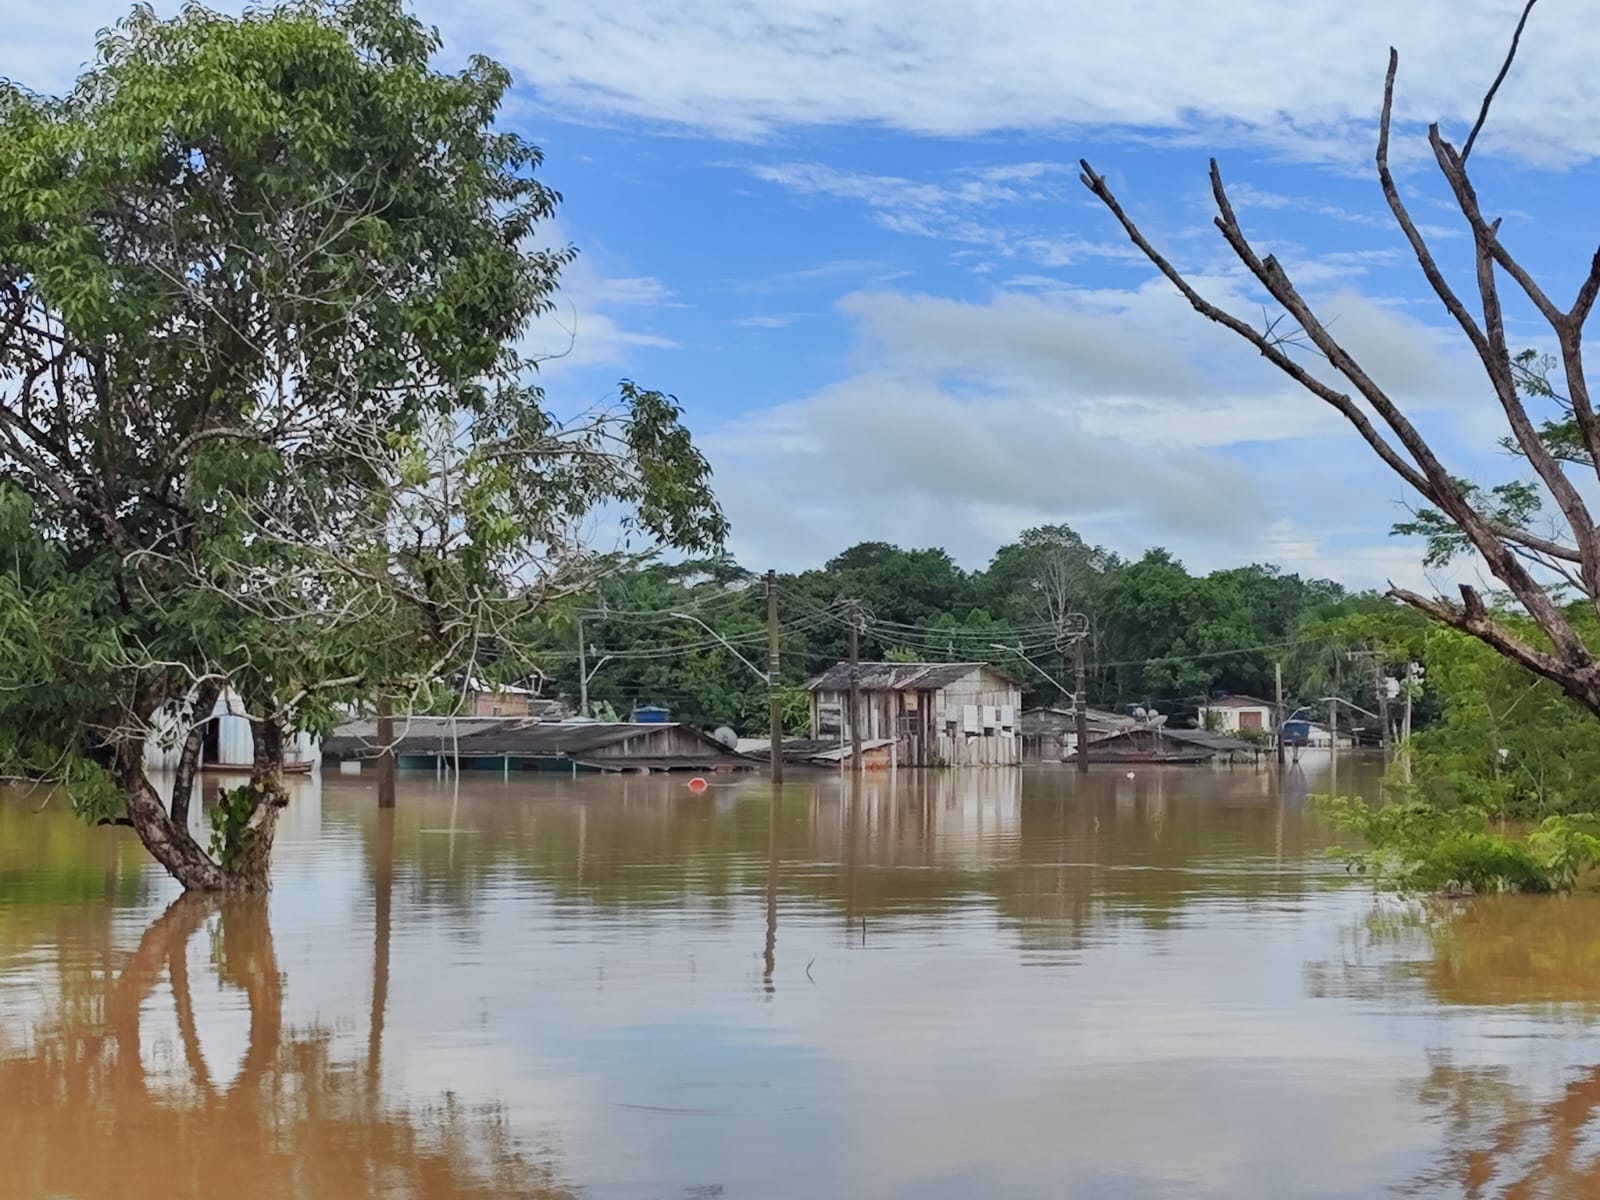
[113,739,225,892]
[111,699,285,894]
[221,719,288,891]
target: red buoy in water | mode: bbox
[687,777,708,793]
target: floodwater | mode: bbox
[3,762,1600,1199]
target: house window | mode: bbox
[1239,710,1263,731]
[491,705,503,717]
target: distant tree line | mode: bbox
[525,525,1393,734]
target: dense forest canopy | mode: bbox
[521,524,1377,734]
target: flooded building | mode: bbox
[462,678,569,720]
[1078,725,1259,764]
[806,661,1022,767]
[321,716,752,774]
[1020,706,1137,761]
[1196,694,1275,735]
[143,687,319,774]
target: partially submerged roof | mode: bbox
[321,717,506,757]
[322,718,741,759]
[1087,725,1258,755]
[1021,706,1135,731]
[806,661,1013,692]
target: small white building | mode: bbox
[143,687,319,774]
[1196,694,1275,735]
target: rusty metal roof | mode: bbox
[805,661,1008,692]
[322,718,741,759]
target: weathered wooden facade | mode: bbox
[806,662,1022,767]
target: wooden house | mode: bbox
[806,661,1022,767]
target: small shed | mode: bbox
[806,661,1022,767]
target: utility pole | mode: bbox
[1074,636,1089,775]
[767,570,783,784]
[1274,660,1285,766]
[375,691,395,809]
[576,615,588,719]
[847,600,863,773]
[1373,655,1390,752]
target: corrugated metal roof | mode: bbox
[322,718,741,760]
[805,661,1006,692]
[322,717,508,757]
[1085,726,1258,755]
[1200,695,1272,709]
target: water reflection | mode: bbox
[1309,896,1600,1199]
[0,847,573,1197]
[7,759,1600,1199]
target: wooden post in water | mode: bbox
[1274,660,1286,766]
[376,692,396,809]
[1328,697,1339,792]
[1074,637,1089,775]
[767,570,783,784]
[847,601,863,773]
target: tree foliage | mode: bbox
[0,1,723,889]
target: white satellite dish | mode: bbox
[712,726,739,750]
[1133,706,1147,719]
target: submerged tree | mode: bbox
[1080,0,1600,720]
[0,1,724,890]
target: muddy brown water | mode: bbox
[3,758,1599,1199]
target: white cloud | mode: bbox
[704,277,1495,587]
[733,315,796,329]
[744,160,1139,267]
[444,2,1598,164]
[18,2,1600,165]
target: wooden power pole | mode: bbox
[847,601,863,773]
[375,692,396,809]
[1075,636,1089,775]
[576,615,588,719]
[1274,660,1285,766]
[1373,655,1390,752]
[767,570,783,783]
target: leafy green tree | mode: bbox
[0,1,722,890]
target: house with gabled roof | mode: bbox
[805,661,1022,767]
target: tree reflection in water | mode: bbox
[1310,897,1600,1199]
[0,861,574,1198]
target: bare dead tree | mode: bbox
[1078,0,1600,716]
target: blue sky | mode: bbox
[12,0,1600,592]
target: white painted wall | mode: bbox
[143,687,320,772]
[1197,703,1272,734]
